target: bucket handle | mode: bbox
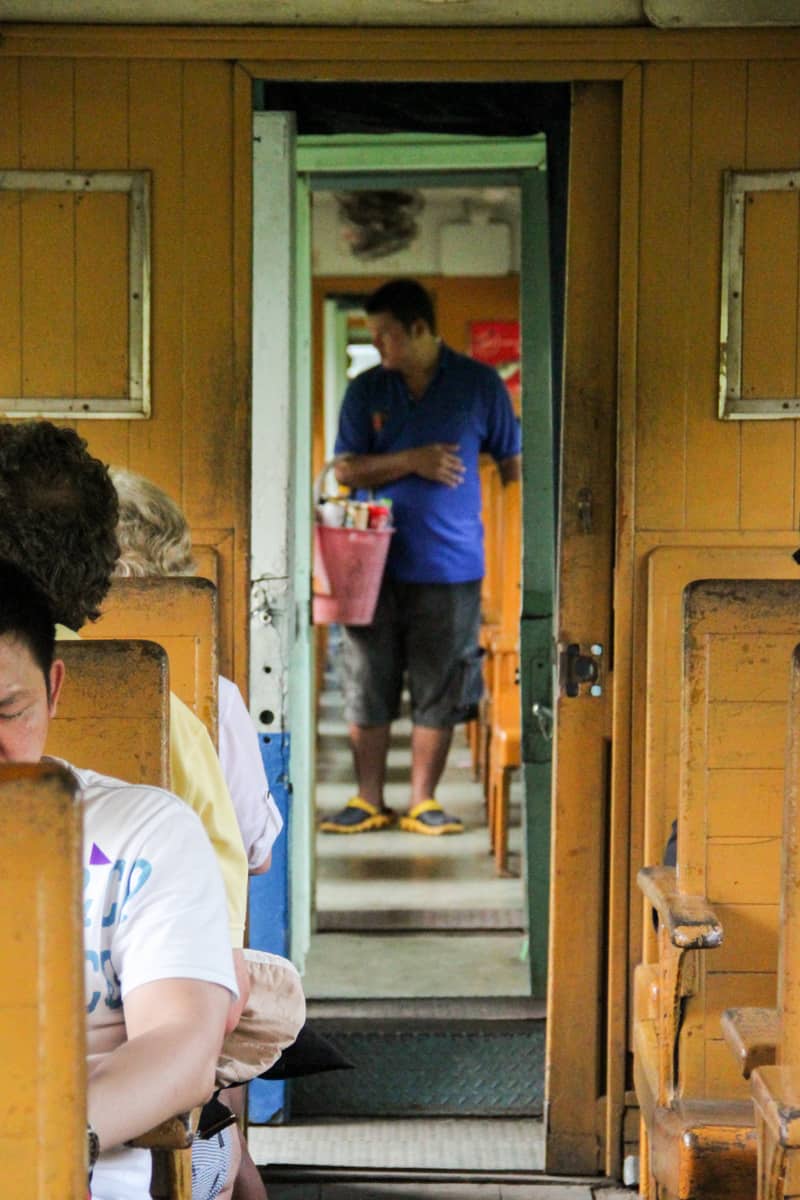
[313,456,352,507]
[314,456,376,507]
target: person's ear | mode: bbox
[410,317,427,340]
[48,659,65,717]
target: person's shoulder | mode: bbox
[442,345,501,385]
[169,690,209,744]
[67,761,194,824]
[347,362,396,397]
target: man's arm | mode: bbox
[498,454,521,485]
[334,445,466,490]
[87,977,230,1152]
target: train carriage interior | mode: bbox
[4,2,800,1199]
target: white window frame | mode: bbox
[0,169,151,419]
[719,167,800,420]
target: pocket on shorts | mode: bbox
[452,646,485,723]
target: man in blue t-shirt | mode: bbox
[320,279,521,836]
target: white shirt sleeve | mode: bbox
[218,676,284,870]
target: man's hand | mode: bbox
[409,443,466,487]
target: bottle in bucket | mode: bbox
[346,501,370,530]
[367,502,391,531]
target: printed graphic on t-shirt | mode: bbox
[85,849,152,1014]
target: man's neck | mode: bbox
[402,337,441,400]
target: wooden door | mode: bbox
[545,81,621,1174]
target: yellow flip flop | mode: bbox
[399,798,464,836]
[319,796,397,834]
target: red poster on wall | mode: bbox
[468,320,521,412]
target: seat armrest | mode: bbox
[127,1108,200,1151]
[721,1006,778,1079]
[752,1066,800,1149]
[637,865,723,950]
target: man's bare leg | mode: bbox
[349,722,391,808]
[410,724,453,807]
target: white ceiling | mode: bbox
[1,0,798,25]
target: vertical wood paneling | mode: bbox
[0,59,20,165]
[0,61,22,398]
[741,191,799,400]
[0,190,22,398]
[74,58,131,466]
[637,63,693,530]
[18,59,75,405]
[231,62,254,688]
[75,192,128,399]
[128,60,184,498]
[740,60,800,529]
[21,193,75,398]
[684,62,745,531]
[547,81,620,1175]
[181,62,235,528]
[74,59,129,169]
[19,59,74,169]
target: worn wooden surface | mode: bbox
[0,763,85,1200]
[0,54,248,687]
[722,1007,779,1080]
[47,639,170,788]
[635,581,800,1197]
[81,576,218,744]
[545,79,620,1176]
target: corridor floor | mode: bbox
[307,669,528,999]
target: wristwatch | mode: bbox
[86,1121,100,1172]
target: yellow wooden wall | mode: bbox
[0,56,250,686]
[628,58,800,975]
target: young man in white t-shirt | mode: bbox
[0,560,239,1200]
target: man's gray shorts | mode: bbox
[340,578,483,728]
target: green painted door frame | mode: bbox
[286,132,555,985]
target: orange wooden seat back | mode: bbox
[778,645,800,1066]
[479,456,505,628]
[498,479,521,640]
[676,579,800,1101]
[82,577,218,744]
[47,640,170,788]
[0,762,85,1199]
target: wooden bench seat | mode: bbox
[634,580,800,1200]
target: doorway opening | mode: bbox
[251,81,568,1005]
[309,178,530,1002]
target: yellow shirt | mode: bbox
[56,624,248,948]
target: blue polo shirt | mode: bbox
[334,344,521,584]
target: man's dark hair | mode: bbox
[0,559,56,692]
[0,422,119,630]
[365,279,437,335]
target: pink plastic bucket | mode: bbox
[312,525,393,626]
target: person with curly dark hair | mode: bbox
[0,421,120,631]
[0,420,250,1038]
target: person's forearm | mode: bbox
[498,454,521,485]
[334,451,416,490]
[87,1025,221,1151]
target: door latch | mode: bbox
[560,642,603,698]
